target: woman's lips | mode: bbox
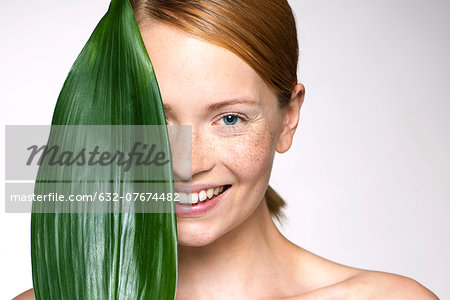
[175,185,231,217]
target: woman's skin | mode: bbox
[14,22,438,300]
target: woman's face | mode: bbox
[141,22,289,246]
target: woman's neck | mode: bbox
[176,198,302,299]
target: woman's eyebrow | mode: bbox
[206,98,258,112]
[163,98,258,112]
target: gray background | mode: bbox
[1,0,449,298]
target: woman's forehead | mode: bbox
[140,22,270,103]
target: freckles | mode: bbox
[221,129,274,177]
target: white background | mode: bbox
[1,0,449,299]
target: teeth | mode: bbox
[178,192,188,204]
[178,185,228,205]
[190,192,199,204]
[199,190,207,202]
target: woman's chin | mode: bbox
[177,223,222,247]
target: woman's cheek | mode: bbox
[214,127,275,182]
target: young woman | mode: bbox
[16,0,438,299]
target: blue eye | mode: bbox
[222,114,240,125]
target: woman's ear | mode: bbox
[276,83,305,153]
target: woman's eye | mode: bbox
[219,114,245,126]
[222,114,239,125]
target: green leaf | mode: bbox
[31,0,177,299]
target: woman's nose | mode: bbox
[168,125,192,181]
[169,126,214,181]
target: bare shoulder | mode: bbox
[328,270,439,300]
[13,288,35,300]
[276,270,439,300]
[281,247,439,300]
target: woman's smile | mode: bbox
[175,184,232,217]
